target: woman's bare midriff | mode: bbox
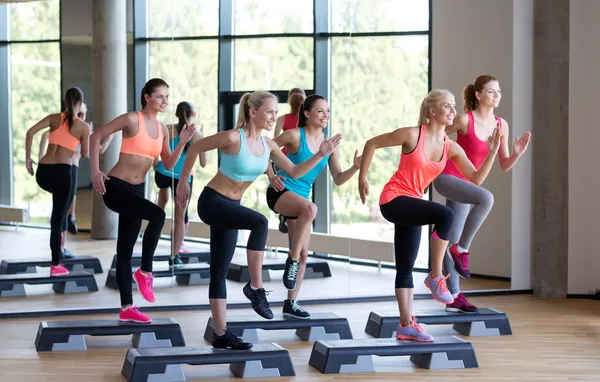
[39,144,79,166]
[108,153,154,185]
[205,172,253,201]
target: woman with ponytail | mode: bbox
[90,78,195,324]
[24,87,90,275]
[358,89,502,342]
[433,75,531,314]
[175,91,341,350]
[154,101,207,266]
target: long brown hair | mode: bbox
[462,75,497,112]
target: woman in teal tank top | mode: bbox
[153,102,207,265]
[265,95,362,319]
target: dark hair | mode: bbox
[235,91,278,129]
[288,93,306,116]
[140,78,169,109]
[462,74,497,112]
[298,94,326,127]
[176,101,195,153]
[63,87,84,131]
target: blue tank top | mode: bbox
[155,136,191,182]
[273,128,330,200]
[219,128,270,182]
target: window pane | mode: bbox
[11,42,61,224]
[332,0,429,33]
[234,0,313,35]
[148,0,219,37]
[148,40,219,220]
[330,35,429,245]
[10,0,60,41]
[234,38,313,91]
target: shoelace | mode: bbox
[254,289,271,309]
[223,329,244,345]
[460,253,469,269]
[144,273,154,289]
[290,300,306,312]
[434,274,450,294]
[286,260,299,280]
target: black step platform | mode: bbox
[122,342,295,381]
[105,263,210,289]
[203,312,353,344]
[309,336,478,374]
[110,251,210,269]
[35,318,185,352]
[0,271,98,297]
[364,308,512,338]
[0,255,103,275]
[227,257,331,283]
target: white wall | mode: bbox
[431,0,533,287]
[568,0,600,295]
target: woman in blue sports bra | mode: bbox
[265,94,362,319]
[175,91,342,351]
[153,102,207,266]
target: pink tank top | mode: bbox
[379,125,450,204]
[442,111,502,181]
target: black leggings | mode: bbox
[154,171,193,224]
[36,164,75,265]
[198,187,268,299]
[103,177,166,306]
[380,196,454,289]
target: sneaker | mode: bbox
[396,317,434,342]
[424,273,454,304]
[119,306,152,323]
[50,264,69,276]
[445,292,478,313]
[60,248,76,259]
[168,254,184,267]
[278,214,288,234]
[212,328,253,350]
[282,256,299,290]
[449,244,470,279]
[179,243,189,254]
[242,282,274,319]
[283,299,311,319]
[133,269,155,303]
[67,215,78,235]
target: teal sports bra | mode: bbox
[219,128,270,182]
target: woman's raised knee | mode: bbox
[301,202,318,221]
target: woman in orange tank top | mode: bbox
[24,87,91,276]
[358,89,502,342]
[89,78,196,324]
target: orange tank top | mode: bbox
[379,125,451,204]
[120,111,164,160]
[48,113,80,151]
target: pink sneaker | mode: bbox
[50,264,70,276]
[179,243,189,254]
[133,269,155,303]
[449,244,470,279]
[119,306,152,323]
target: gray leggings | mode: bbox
[432,173,494,295]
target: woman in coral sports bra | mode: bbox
[24,87,91,276]
[358,89,502,342]
[89,78,195,324]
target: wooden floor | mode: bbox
[0,226,510,314]
[0,295,599,381]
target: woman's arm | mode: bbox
[450,127,502,185]
[159,123,196,170]
[192,129,208,168]
[273,115,285,138]
[328,148,361,186]
[178,129,237,185]
[78,121,92,158]
[25,115,52,175]
[39,131,50,162]
[497,119,531,172]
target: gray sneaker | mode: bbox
[396,317,434,342]
[423,273,454,304]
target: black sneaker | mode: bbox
[242,282,274,319]
[60,248,76,259]
[168,254,184,267]
[278,214,288,233]
[283,299,310,319]
[282,256,299,290]
[211,328,253,350]
[67,215,78,235]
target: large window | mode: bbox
[9,1,61,225]
[148,0,218,37]
[234,0,313,35]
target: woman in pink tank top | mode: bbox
[358,89,502,342]
[433,75,531,314]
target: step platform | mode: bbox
[110,251,210,269]
[0,255,103,275]
[105,263,210,289]
[227,257,332,283]
[364,308,512,338]
[121,342,295,381]
[203,312,353,344]
[0,271,98,297]
[309,336,478,374]
[35,318,186,352]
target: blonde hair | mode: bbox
[235,91,278,129]
[417,89,453,126]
